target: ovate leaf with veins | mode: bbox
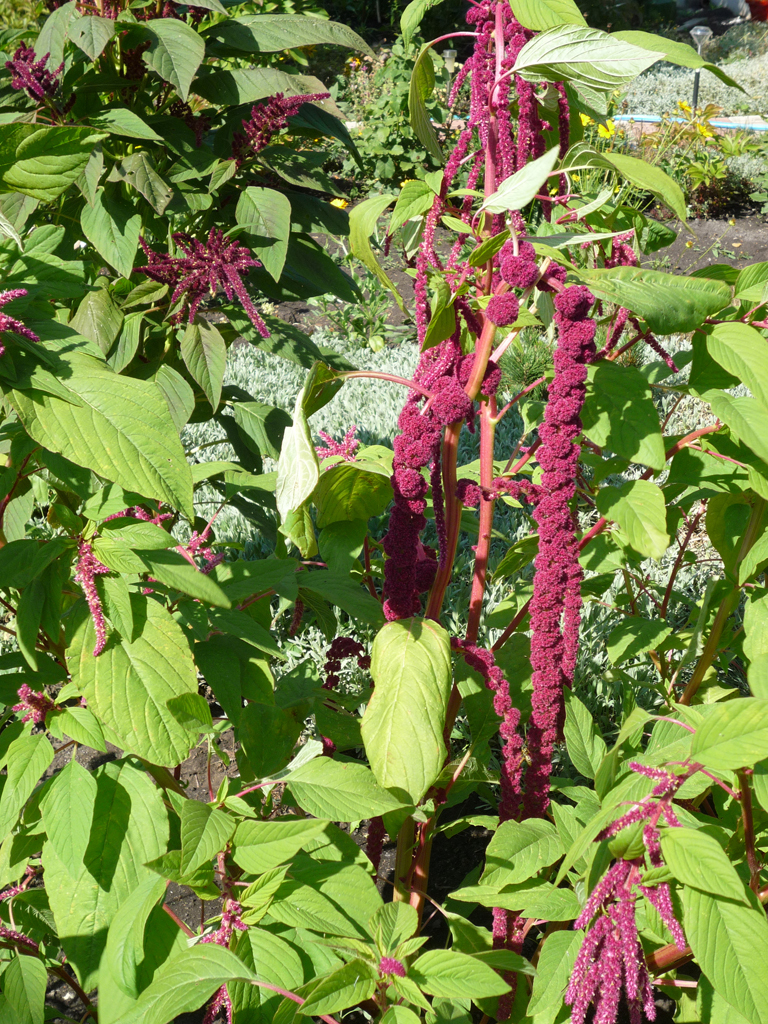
[68,595,200,765]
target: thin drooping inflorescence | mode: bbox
[232,92,329,164]
[74,541,111,657]
[0,289,40,357]
[566,763,690,1024]
[201,900,248,1024]
[138,228,269,335]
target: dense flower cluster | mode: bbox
[0,289,40,357]
[138,228,268,335]
[12,684,55,726]
[74,541,111,657]
[5,45,62,101]
[232,92,329,164]
[323,636,370,690]
[379,957,406,978]
[316,426,360,462]
[566,762,689,1024]
[524,285,596,818]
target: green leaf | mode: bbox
[39,758,97,878]
[349,194,404,312]
[117,946,256,1024]
[299,570,384,626]
[514,25,663,90]
[380,1008,422,1024]
[390,180,435,232]
[706,323,768,411]
[233,818,327,875]
[606,618,672,666]
[35,1,78,65]
[0,126,104,202]
[275,373,321,522]
[563,690,607,779]
[43,758,170,990]
[92,108,164,143]
[690,699,768,772]
[682,886,768,1024]
[15,580,43,671]
[80,186,141,280]
[208,607,284,660]
[602,152,686,224]
[661,829,748,904]
[180,316,226,411]
[10,353,194,520]
[526,929,582,1019]
[0,733,54,843]
[613,30,744,92]
[704,393,768,468]
[299,959,379,1016]
[46,704,107,752]
[229,928,304,1022]
[582,361,665,470]
[363,617,452,803]
[595,480,670,560]
[167,693,213,734]
[70,14,116,59]
[68,595,200,765]
[313,462,392,528]
[180,799,236,875]
[203,14,372,56]
[370,901,418,952]
[236,187,291,282]
[745,590,768,663]
[155,364,194,431]
[143,18,205,102]
[103,874,167,1000]
[70,280,124,355]
[480,818,564,888]
[107,151,172,215]
[510,0,586,30]
[409,44,441,161]
[233,401,292,461]
[409,949,510,999]
[285,757,408,820]
[575,267,730,335]
[481,146,560,214]
[192,67,330,107]
[3,954,46,1024]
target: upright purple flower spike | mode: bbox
[201,900,247,1024]
[0,290,39,358]
[12,684,55,726]
[524,286,596,818]
[5,45,62,101]
[316,426,360,462]
[232,92,330,163]
[138,228,269,336]
[74,541,110,657]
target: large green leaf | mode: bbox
[43,758,169,990]
[117,946,256,1024]
[39,758,97,878]
[510,0,586,30]
[595,479,669,560]
[70,14,115,59]
[704,393,768,467]
[349,194,404,311]
[236,187,291,282]
[232,818,327,875]
[514,25,663,90]
[481,146,560,214]
[70,279,124,355]
[143,18,205,101]
[682,886,768,1024]
[0,126,104,202]
[284,757,408,820]
[180,316,226,411]
[192,67,330,107]
[661,829,748,904]
[35,1,78,65]
[107,151,172,216]
[481,818,564,888]
[613,30,744,91]
[80,186,141,280]
[409,949,510,999]
[409,44,442,161]
[233,401,292,461]
[707,323,768,411]
[203,14,372,56]
[275,371,321,522]
[575,267,730,335]
[300,960,379,1016]
[4,955,46,1024]
[690,699,768,772]
[563,690,607,779]
[92,109,164,144]
[526,929,582,1021]
[102,875,168,1001]
[229,929,304,1023]
[10,353,194,520]
[581,361,665,470]
[313,462,392,527]
[606,617,671,666]
[363,617,452,803]
[0,733,53,844]
[180,799,236,875]
[68,595,200,765]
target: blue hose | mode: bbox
[612,113,768,131]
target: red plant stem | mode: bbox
[491,597,532,653]
[425,421,463,620]
[341,371,435,400]
[162,902,195,937]
[739,770,761,893]
[493,376,546,423]
[0,453,34,534]
[467,400,497,644]
[661,510,703,617]
[363,536,379,601]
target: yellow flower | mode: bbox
[696,123,713,138]
[597,120,615,139]
[400,179,418,188]
[579,112,594,127]
[685,240,694,248]
[677,100,692,114]
[330,198,349,209]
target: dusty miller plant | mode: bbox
[0,0,765,1022]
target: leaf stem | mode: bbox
[739,769,761,893]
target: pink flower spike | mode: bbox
[379,957,406,977]
[0,290,39,358]
[12,684,54,726]
[74,540,110,657]
[5,45,62,101]
[316,426,360,462]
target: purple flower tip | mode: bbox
[379,957,406,977]
[486,293,519,327]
